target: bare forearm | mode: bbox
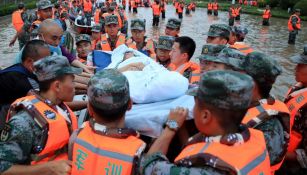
[66,101,87,111]
[147,128,176,155]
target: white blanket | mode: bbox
[125,95,195,138]
[107,45,189,104]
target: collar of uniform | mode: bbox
[88,118,140,138]
[187,125,250,146]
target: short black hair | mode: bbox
[175,36,196,60]
[198,99,247,131]
[21,40,49,62]
[257,82,273,99]
[38,74,68,92]
[90,101,130,122]
[236,34,245,42]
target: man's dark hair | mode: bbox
[18,3,25,10]
[38,74,68,92]
[199,99,247,131]
[21,40,49,62]
[236,34,245,42]
[90,101,130,122]
[175,36,196,60]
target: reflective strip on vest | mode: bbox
[240,150,267,174]
[75,138,134,162]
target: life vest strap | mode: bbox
[31,145,68,162]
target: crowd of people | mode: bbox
[0,0,306,174]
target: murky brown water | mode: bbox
[0,5,306,100]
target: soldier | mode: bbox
[168,36,200,84]
[288,9,301,45]
[96,15,126,51]
[70,69,146,175]
[241,52,290,173]
[229,4,236,26]
[141,70,271,175]
[126,19,156,59]
[165,18,181,37]
[212,0,218,16]
[198,44,244,73]
[32,0,54,29]
[0,55,82,174]
[207,0,213,15]
[75,34,92,64]
[152,0,161,26]
[229,26,254,55]
[262,5,271,26]
[206,24,231,45]
[156,36,175,68]
[91,24,102,50]
[279,46,307,175]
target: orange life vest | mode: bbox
[126,37,156,59]
[174,1,179,9]
[230,42,254,55]
[160,2,166,11]
[152,4,161,16]
[12,10,24,32]
[83,0,92,13]
[169,62,201,84]
[207,3,213,10]
[285,86,307,152]
[70,121,145,175]
[212,2,218,10]
[243,99,290,172]
[100,33,126,51]
[114,12,123,28]
[94,9,101,24]
[174,129,271,175]
[288,14,301,31]
[230,7,237,17]
[131,0,136,8]
[178,3,183,13]
[262,9,271,19]
[7,95,78,164]
[235,7,241,16]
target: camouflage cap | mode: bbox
[87,69,130,111]
[233,25,248,38]
[166,18,182,29]
[75,34,91,44]
[156,36,175,50]
[92,24,102,32]
[291,45,307,64]
[187,70,254,110]
[36,0,54,10]
[207,24,231,40]
[241,52,282,85]
[131,19,146,31]
[18,2,25,9]
[34,55,82,81]
[105,15,119,25]
[200,44,227,56]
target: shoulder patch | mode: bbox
[0,124,11,141]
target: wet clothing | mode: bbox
[288,14,301,44]
[141,125,270,175]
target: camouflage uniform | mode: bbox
[75,34,91,45]
[156,36,175,68]
[17,11,37,50]
[70,69,145,175]
[207,24,231,42]
[141,70,260,175]
[0,55,81,173]
[198,44,245,72]
[166,18,181,37]
[278,46,307,175]
[241,52,289,167]
[95,15,121,50]
[91,24,102,33]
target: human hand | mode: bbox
[168,107,188,128]
[83,65,96,74]
[44,160,72,175]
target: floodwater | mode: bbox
[0,5,306,100]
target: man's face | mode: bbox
[156,48,171,62]
[165,27,179,37]
[200,60,228,73]
[38,7,53,20]
[131,29,145,43]
[295,64,307,83]
[170,42,184,65]
[206,36,228,45]
[57,75,75,102]
[76,41,92,58]
[40,26,64,46]
[91,32,101,40]
[105,24,119,37]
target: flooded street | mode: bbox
[0,5,306,100]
